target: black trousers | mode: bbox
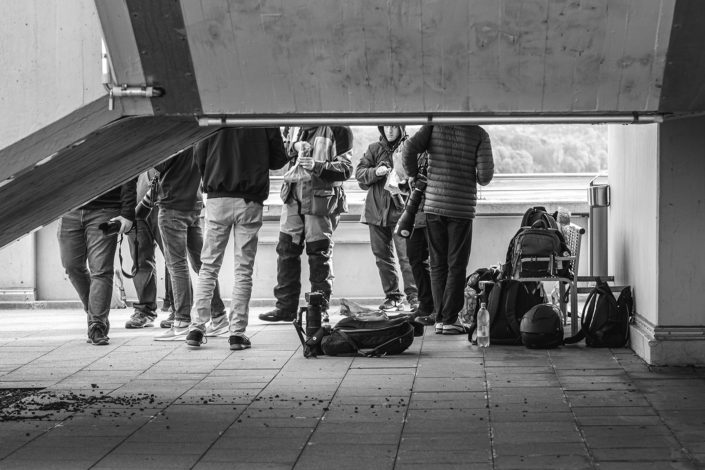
[425,214,473,324]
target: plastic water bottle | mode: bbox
[477,302,490,348]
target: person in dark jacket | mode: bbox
[185,127,288,350]
[402,125,494,335]
[356,125,417,311]
[58,180,137,345]
[259,126,353,322]
[153,147,227,341]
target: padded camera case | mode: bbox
[520,303,564,349]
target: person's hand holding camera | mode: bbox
[111,216,133,235]
[375,165,390,177]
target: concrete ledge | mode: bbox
[630,314,705,366]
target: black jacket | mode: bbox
[194,128,288,202]
[155,147,202,211]
[81,179,137,221]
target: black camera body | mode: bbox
[293,291,330,358]
[99,221,121,235]
[395,174,427,238]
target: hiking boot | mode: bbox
[442,319,466,335]
[379,297,402,311]
[159,311,175,329]
[87,327,109,346]
[154,324,188,341]
[125,311,156,329]
[229,333,252,351]
[435,322,444,334]
[258,308,296,322]
[205,314,229,337]
[185,329,206,348]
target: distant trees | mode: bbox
[275,124,608,176]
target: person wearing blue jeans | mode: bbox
[153,148,227,341]
[186,127,288,350]
[58,181,136,345]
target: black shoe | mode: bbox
[160,311,175,329]
[229,334,252,351]
[185,329,206,348]
[415,314,437,326]
[87,326,109,346]
[258,308,296,322]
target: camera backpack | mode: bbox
[564,279,633,348]
[503,207,572,279]
[485,280,546,345]
[520,303,564,349]
[320,315,423,357]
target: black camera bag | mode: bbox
[486,280,546,345]
[321,315,422,357]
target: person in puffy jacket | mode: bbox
[402,125,494,335]
[355,125,418,312]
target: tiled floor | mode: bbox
[0,307,704,469]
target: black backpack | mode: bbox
[320,315,423,357]
[484,280,546,345]
[462,267,501,342]
[564,279,633,348]
[503,207,571,279]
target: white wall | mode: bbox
[0,0,104,150]
[608,124,659,326]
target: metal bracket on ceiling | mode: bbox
[101,40,164,111]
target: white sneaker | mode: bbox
[435,322,444,334]
[205,314,229,337]
[154,325,189,341]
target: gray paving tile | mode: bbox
[493,454,592,470]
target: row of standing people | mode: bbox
[58,124,493,347]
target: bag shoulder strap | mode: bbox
[502,281,523,339]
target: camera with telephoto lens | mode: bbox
[394,173,428,239]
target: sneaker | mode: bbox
[442,319,466,335]
[125,311,156,329]
[258,308,296,322]
[185,329,206,348]
[205,314,229,337]
[154,325,189,341]
[87,327,109,346]
[379,297,402,311]
[159,311,175,329]
[435,322,444,334]
[229,334,251,351]
[407,297,420,312]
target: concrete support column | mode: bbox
[610,118,705,365]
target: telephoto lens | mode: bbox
[394,175,427,238]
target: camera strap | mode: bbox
[117,226,138,279]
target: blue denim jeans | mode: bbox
[368,224,417,301]
[426,214,473,325]
[191,198,262,334]
[58,208,120,335]
[159,208,226,325]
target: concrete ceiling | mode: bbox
[97,0,705,119]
